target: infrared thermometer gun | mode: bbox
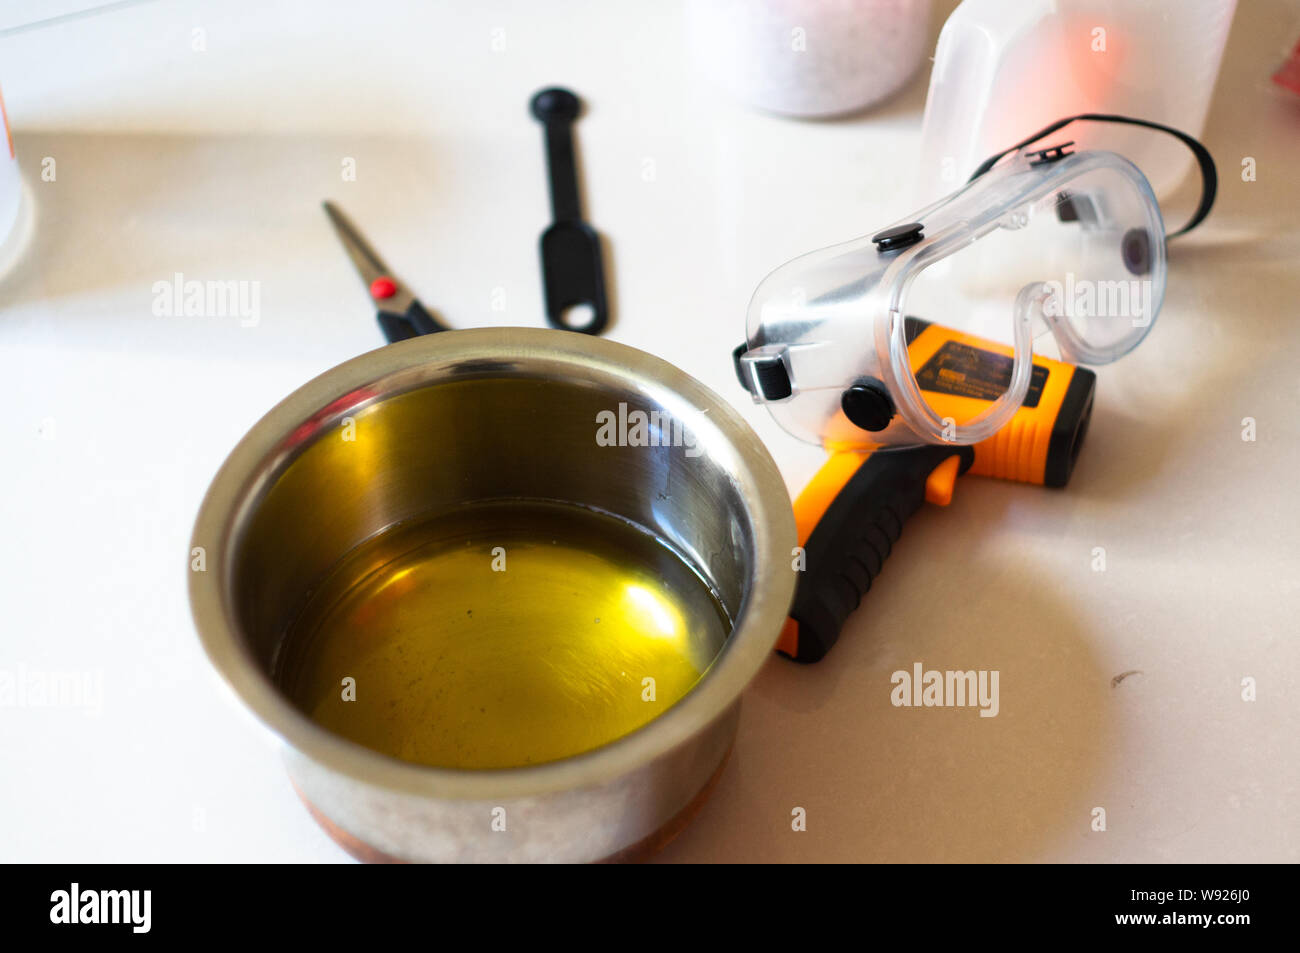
[762,321,1096,663]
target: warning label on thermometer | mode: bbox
[914,341,1048,408]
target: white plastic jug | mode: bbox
[916,0,1237,201]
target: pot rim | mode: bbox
[189,327,797,800]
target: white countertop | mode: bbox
[1,0,1297,862]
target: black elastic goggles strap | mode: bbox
[968,113,1217,239]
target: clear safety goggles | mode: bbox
[735,115,1215,449]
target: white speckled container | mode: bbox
[686,0,934,118]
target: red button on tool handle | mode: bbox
[370,277,397,299]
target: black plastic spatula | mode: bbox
[530,87,610,335]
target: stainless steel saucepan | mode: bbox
[189,327,796,862]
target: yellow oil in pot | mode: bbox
[275,501,730,769]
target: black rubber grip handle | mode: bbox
[785,444,974,663]
[377,300,448,343]
[377,312,418,343]
[400,299,446,335]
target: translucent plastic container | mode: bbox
[916,0,1237,201]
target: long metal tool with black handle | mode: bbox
[322,200,450,343]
